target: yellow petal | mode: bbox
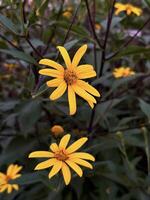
[39,59,64,71]
[59,134,71,149]
[46,78,64,87]
[77,71,96,79]
[76,64,94,73]
[61,162,71,185]
[7,184,13,194]
[29,151,54,158]
[72,84,96,103]
[77,80,100,97]
[11,165,22,177]
[0,172,6,179]
[57,46,71,69]
[87,101,94,109]
[72,44,87,67]
[50,143,59,152]
[132,7,142,16]
[70,158,93,169]
[39,69,63,78]
[50,81,67,100]
[48,161,62,179]
[68,85,76,115]
[0,184,8,193]
[66,137,88,154]
[65,160,83,177]
[12,184,19,191]
[69,152,95,161]
[114,3,125,8]
[6,164,14,176]
[12,174,21,179]
[35,158,57,170]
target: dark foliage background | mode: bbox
[0,0,150,199]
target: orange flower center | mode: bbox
[5,175,11,183]
[54,150,68,161]
[64,69,77,85]
[126,4,132,14]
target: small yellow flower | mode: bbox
[0,164,22,194]
[63,6,73,18]
[51,125,64,136]
[39,44,100,115]
[63,11,72,18]
[95,23,101,31]
[4,63,18,71]
[29,134,95,185]
[114,3,142,16]
[113,67,135,78]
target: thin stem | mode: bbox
[55,3,80,61]
[106,17,150,60]
[0,33,21,50]
[88,0,116,133]
[99,0,116,77]
[42,0,65,55]
[142,127,150,176]
[84,0,103,49]
[22,0,27,24]
[26,37,43,58]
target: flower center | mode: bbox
[64,69,77,85]
[5,175,11,183]
[54,150,68,161]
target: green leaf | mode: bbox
[32,83,49,98]
[11,172,45,185]
[0,14,19,35]
[111,46,150,59]
[0,136,37,164]
[144,0,150,7]
[139,99,150,120]
[0,49,37,64]
[18,100,42,133]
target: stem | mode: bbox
[0,33,21,50]
[142,127,150,175]
[26,37,43,58]
[99,0,116,77]
[88,0,116,133]
[106,17,150,60]
[42,0,65,55]
[84,0,103,49]
[55,3,80,61]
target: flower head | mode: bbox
[114,3,142,16]
[29,134,95,185]
[113,67,135,78]
[39,44,100,115]
[51,125,64,137]
[0,164,22,194]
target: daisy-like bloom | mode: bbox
[51,125,64,137]
[39,44,100,115]
[29,134,95,185]
[0,164,22,194]
[113,67,135,78]
[114,3,142,16]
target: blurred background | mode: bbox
[0,0,150,199]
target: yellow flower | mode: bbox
[29,134,95,185]
[0,164,22,194]
[63,6,73,18]
[95,23,102,31]
[114,3,142,16]
[51,125,64,136]
[63,11,72,18]
[39,44,100,115]
[4,63,18,71]
[113,67,135,78]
